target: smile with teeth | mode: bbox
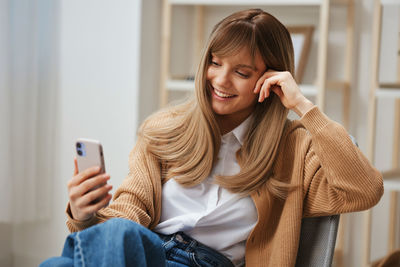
[214,88,236,98]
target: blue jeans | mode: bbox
[158,231,234,267]
[39,218,234,267]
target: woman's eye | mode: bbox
[236,71,249,78]
[211,61,220,66]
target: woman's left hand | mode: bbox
[253,70,314,117]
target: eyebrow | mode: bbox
[211,54,258,71]
[236,64,257,71]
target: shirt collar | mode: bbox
[223,114,253,146]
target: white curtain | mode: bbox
[0,0,59,223]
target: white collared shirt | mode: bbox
[154,116,258,266]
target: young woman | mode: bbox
[41,8,383,267]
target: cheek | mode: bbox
[237,86,257,102]
[250,74,262,86]
[247,92,258,103]
[238,80,258,101]
[238,79,257,93]
[206,68,213,80]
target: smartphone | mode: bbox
[75,138,106,174]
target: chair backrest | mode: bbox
[295,215,340,267]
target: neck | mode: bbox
[216,113,251,135]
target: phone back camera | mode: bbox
[76,142,86,156]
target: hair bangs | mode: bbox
[209,21,257,62]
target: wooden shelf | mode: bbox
[166,79,318,96]
[381,0,400,5]
[384,178,400,192]
[374,78,400,98]
[166,79,350,92]
[382,168,400,179]
[379,82,400,88]
[166,79,194,91]
[299,85,318,96]
[382,169,400,192]
[375,88,400,98]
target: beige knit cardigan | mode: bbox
[66,106,383,267]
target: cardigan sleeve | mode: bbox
[299,106,383,217]
[66,135,162,233]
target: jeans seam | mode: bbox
[76,232,86,267]
[190,252,202,267]
[186,240,196,252]
[162,239,174,249]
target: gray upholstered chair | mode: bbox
[296,215,340,267]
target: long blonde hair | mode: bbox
[141,9,295,197]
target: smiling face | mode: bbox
[206,47,266,132]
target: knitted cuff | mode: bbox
[65,202,99,232]
[299,106,331,135]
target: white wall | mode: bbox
[138,0,162,123]
[10,1,142,266]
[0,0,12,265]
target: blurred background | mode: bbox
[0,0,399,266]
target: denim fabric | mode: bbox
[158,232,235,267]
[40,218,166,267]
[39,218,235,267]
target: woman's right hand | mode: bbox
[67,158,113,221]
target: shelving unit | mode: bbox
[166,79,320,95]
[159,1,354,266]
[365,0,400,266]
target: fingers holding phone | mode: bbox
[67,139,113,221]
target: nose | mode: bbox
[214,68,231,89]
